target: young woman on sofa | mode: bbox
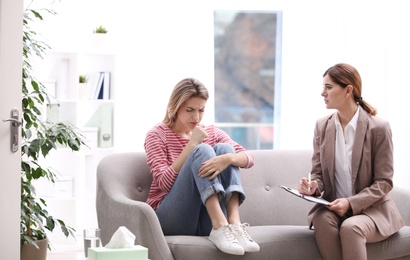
[144,78,260,256]
[298,63,404,260]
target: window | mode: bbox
[214,10,282,149]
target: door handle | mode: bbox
[2,108,21,153]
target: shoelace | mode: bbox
[223,224,239,243]
[234,223,254,241]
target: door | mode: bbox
[0,0,23,258]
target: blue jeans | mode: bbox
[155,143,245,236]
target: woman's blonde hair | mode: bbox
[163,78,209,126]
[324,63,377,115]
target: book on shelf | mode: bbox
[102,72,110,99]
[89,71,111,100]
[88,72,103,99]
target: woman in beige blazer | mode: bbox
[298,63,404,260]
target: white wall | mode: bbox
[31,0,410,188]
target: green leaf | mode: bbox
[60,225,70,237]
[31,10,43,20]
[31,80,39,91]
[40,141,52,157]
[26,129,32,139]
[46,216,55,231]
[32,106,42,116]
[32,168,43,179]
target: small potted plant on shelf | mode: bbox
[93,25,108,34]
[79,74,88,83]
[78,74,90,99]
[21,5,86,260]
[92,25,109,50]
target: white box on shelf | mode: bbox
[84,102,114,148]
[79,127,99,149]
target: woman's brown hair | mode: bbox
[323,63,377,115]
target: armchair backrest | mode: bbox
[97,152,152,202]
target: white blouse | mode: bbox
[334,106,360,198]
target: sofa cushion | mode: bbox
[166,225,322,260]
[367,226,410,260]
[166,225,410,260]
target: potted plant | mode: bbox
[78,74,90,99]
[92,25,109,50]
[79,74,88,83]
[21,5,86,260]
[93,25,108,34]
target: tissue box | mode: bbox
[88,245,148,260]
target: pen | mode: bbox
[308,172,311,192]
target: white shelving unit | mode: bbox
[32,46,116,246]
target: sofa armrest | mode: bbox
[391,186,410,226]
[97,182,174,260]
[96,152,174,260]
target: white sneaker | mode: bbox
[209,224,245,255]
[232,223,260,252]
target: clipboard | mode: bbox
[278,185,330,205]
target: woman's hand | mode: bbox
[298,177,318,196]
[198,154,230,180]
[190,124,207,146]
[327,198,351,217]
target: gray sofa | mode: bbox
[96,150,410,260]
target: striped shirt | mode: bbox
[144,123,254,210]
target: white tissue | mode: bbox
[104,226,136,248]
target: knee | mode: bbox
[214,143,235,155]
[340,218,362,238]
[313,208,340,230]
[193,143,214,158]
[195,143,213,152]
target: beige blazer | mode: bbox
[308,107,404,236]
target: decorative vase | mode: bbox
[21,238,48,260]
[78,82,91,100]
[91,33,109,51]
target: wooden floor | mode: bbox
[46,244,151,260]
[47,250,84,260]
[47,242,85,260]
